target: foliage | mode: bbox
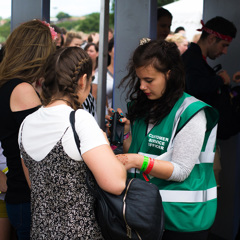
[56,11,71,20]
[54,0,179,34]
[109,13,114,29]
[0,0,179,43]
[56,11,114,34]
[55,20,82,31]
[110,0,115,13]
[0,19,11,43]
[75,12,100,33]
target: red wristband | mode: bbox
[123,132,130,140]
[144,157,155,175]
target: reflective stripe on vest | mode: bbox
[168,96,198,148]
[160,186,217,203]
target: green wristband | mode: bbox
[140,156,149,172]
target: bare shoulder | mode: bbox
[10,82,41,111]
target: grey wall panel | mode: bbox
[203,0,240,239]
[113,0,157,114]
[11,0,50,31]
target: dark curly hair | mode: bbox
[120,40,185,124]
[41,47,92,110]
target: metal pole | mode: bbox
[42,0,50,23]
[97,0,109,130]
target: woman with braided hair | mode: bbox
[18,47,126,239]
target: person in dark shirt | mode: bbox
[182,16,239,140]
[157,7,172,40]
[0,19,56,240]
[182,16,239,190]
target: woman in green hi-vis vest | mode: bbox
[106,39,219,240]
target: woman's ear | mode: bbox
[166,70,171,79]
[78,73,88,90]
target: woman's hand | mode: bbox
[218,70,230,85]
[116,153,142,170]
[105,108,132,153]
[105,108,131,134]
[117,153,174,180]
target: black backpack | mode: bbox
[70,110,164,240]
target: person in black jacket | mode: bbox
[182,16,239,140]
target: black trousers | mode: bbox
[162,229,209,240]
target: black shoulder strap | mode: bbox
[69,110,99,198]
[69,110,81,155]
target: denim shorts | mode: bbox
[6,202,31,240]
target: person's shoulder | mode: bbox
[182,43,202,63]
[11,82,41,111]
[75,108,95,120]
[75,109,100,131]
[12,81,35,94]
[183,42,199,53]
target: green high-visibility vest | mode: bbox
[128,92,219,232]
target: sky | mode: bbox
[0,0,102,19]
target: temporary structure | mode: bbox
[164,0,204,42]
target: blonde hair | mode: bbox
[166,33,187,45]
[0,19,56,87]
[64,31,82,47]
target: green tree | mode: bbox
[109,12,114,29]
[110,0,115,13]
[0,19,11,43]
[56,20,82,31]
[56,12,71,20]
[76,13,100,33]
[55,0,177,35]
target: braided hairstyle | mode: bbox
[41,47,92,110]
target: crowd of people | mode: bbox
[0,5,239,240]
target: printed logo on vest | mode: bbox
[148,134,169,150]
